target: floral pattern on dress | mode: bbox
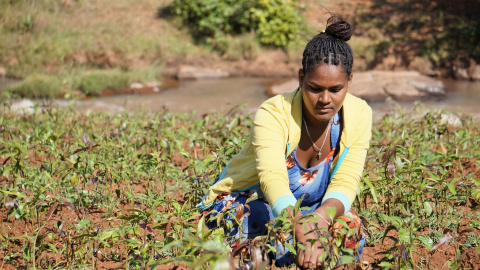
[297,170,318,186]
[330,211,364,249]
[286,155,295,169]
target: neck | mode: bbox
[302,106,331,129]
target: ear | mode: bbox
[346,73,353,92]
[298,69,305,89]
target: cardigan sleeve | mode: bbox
[322,103,372,213]
[252,97,297,217]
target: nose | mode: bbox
[318,90,331,104]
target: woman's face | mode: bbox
[299,64,352,123]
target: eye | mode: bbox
[307,84,323,92]
[310,86,322,92]
[329,87,342,93]
[329,85,344,93]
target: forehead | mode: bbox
[305,64,349,83]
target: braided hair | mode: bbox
[301,15,354,78]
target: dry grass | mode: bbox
[0,0,206,78]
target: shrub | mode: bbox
[171,0,304,50]
[7,74,62,98]
[250,0,304,47]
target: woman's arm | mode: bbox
[252,96,298,216]
[322,103,372,214]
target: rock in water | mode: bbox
[384,81,426,101]
[471,66,480,81]
[266,79,298,96]
[11,99,35,114]
[408,77,445,96]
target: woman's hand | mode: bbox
[285,199,344,269]
[295,219,327,269]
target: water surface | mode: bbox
[77,78,480,118]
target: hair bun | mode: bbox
[324,15,353,41]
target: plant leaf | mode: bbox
[363,176,378,203]
[431,235,453,251]
[326,207,336,222]
[71,174,78,187]
[62,200,76,211]
[235,203,244,222]
[83,132,89,146]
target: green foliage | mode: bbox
[171,0,304,50]
[250,0,304,48]
[0,100,479,268]
[6,73,62,98]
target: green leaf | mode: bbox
[447,182,456,195]
[363,176,378,203]
[22,247,32,261]
[340,254,355,264]
[417,235,433,250]
[284,243,297,256]
[201,240,228,252]
[124,238,142,247]
[297,242,306,251]
[196,215,206,239]
[326,207,336,222]
[66,157,76,165]
[0,190,27,198]
[378,261,394,268]
[70,174,78,186]
[202,154,216,167]
[423,201,433,216]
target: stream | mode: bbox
[6,77,480,119]
[62,78,480,119]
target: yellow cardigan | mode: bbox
[198,88,372,216]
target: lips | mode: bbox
[316,107,332,113]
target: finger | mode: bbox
[316,254,323,269]
[314,245,324,269]
[297,248,304,268]
[303,243,314,269]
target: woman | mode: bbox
[197,14,372,269]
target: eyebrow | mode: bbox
[308,81,344,88]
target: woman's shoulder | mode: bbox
[344,93,372,116]
[256,88,301,118]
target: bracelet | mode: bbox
[313,212,331,226]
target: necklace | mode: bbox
[302,118,332,158]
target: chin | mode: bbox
[314,114,334,122]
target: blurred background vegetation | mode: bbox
[0,0,479,98]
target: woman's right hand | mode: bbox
[294,220,326,269]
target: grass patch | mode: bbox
[4,67,161,98]
[73,69,137,96]
[6,73,62,98]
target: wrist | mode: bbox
[312,212,331,227]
